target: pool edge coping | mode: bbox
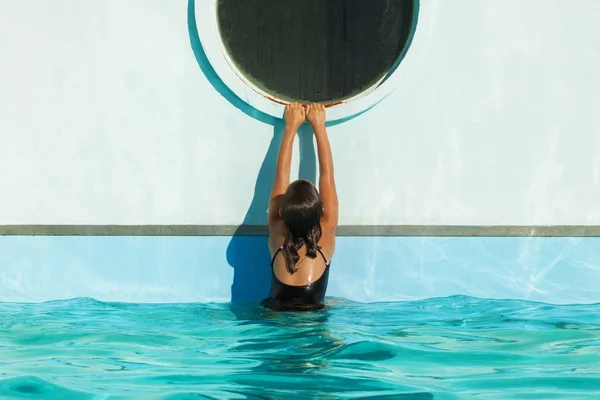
[2,225,600,237]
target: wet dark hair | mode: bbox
[281,180,324,274]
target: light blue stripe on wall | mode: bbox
[0,236,598,305]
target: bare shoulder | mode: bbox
[268,219,288,255]
[320,217,337,242]
[318,223,337,262]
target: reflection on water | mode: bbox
[0,296,598,399]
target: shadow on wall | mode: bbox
[224,123,317,303]
[188,0,317,303]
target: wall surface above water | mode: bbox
[1,1,599,305]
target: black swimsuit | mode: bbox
[261,245,331,311]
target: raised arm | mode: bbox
[268,103,306,228]
[307,104,338,230]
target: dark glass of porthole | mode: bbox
[217,0,416,104]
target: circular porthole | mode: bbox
[196,0,424,122]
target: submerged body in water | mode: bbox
[0,296,599,399]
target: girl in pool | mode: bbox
[262,103,338,311]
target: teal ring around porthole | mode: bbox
[195,0,430,123]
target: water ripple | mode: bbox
[0,296,598,399]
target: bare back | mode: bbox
[268,219,336,287]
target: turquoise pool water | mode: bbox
[0,296,598,399]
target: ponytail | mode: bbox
[283,222,323,274]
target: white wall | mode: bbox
[1,0,599,226]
